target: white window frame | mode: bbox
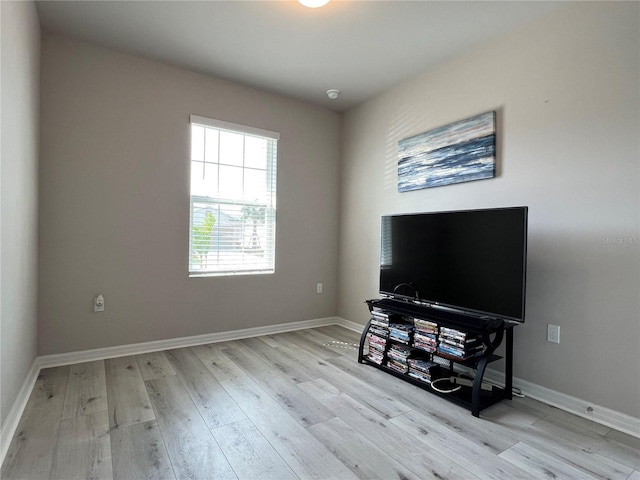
[189,115,279,277]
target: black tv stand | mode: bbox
[358,298,516,417]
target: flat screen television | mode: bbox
[379,206,528,323]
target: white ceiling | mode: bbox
[35,0,568,111]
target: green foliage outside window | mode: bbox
[192,212,216,264]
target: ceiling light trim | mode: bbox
[298,0,330,8]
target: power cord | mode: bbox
[512,387,525,398]
[430,377,462,394]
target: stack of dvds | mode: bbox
[437,327,484,360]
[366,334,386,364]
[366,310,390,365]
[386,343,411,373]
[407,358,437,384]
[388,322,413,344]
[369,310,390,338]
[412,318,438,353]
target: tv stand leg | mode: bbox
[472,356,490,417]
[505,327,513,400]
[358,319,372,363]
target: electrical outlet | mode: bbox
[316,283,323,294]
[94,294,105,312]
[547,324,560,343]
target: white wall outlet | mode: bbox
[316,283,323,294]
[547,324,560,343]
[94,294,105,312]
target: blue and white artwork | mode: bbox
[398,111,496,192]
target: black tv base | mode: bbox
[358,298,516,417]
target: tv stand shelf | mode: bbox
[358,298,516,417]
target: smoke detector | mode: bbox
[326,89,340,100]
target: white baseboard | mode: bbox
[38,316,339,368]
[0,358,41,464]
[484,369,640,439]
[333,317,365,333]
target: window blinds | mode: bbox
[189,115,278,276]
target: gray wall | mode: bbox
[38,34,341,355]
[0,1,40,427]
[338,2,639,418]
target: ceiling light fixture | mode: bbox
[299,0,330,8]
[326,89,340,99]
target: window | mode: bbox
[189,115,278,276]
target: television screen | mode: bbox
[379,206,528,322]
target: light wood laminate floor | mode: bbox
[2,325,639,479]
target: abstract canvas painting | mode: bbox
[398,111,496,192]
